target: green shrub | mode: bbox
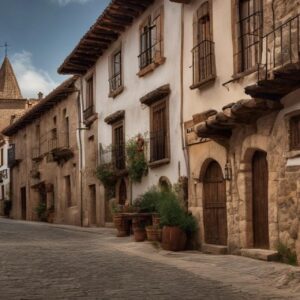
[138,186,161,213]
[277,242,298,266]
[158,190,198,234]
[96,163,117,188]
[35,202,47,220]
[126,136,148,183]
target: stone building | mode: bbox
[182,0,300,262]
[58,0,187,226]
[2,77,82,225]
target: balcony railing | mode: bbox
[259,13,300,80]
[192,40,216,86]
[138,25,162,69]
[100,144,126,171]
[83,105,94,120]
[235,11,263,74]
[150,130,167,163]
[109,72,122,92]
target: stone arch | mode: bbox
[158,176,172,191]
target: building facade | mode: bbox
[59,0,187,226]
[183,0,300,261]
[2,77,82,225]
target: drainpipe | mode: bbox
[180,3,190,177]
[76,77,84,227]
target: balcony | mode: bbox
[246,13,300,101]
[7,144,21,168]
[48,133,73,163]
[191,40,216,89]
[32,146,43,162]
[83,105,94,120]
[100,144,126,174]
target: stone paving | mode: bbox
[0,218,299,300]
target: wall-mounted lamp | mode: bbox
[224,162,232,181]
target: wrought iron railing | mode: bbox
[235,11,263,74]
[32,146,41,160]
[192,40,216,86]
[138,24,162,69]
[48,132,70,153]
[109,72,122,92]
[258,13,300,80]
[99,144,126,171]
[150,130,167,162]
[83,105,94,120]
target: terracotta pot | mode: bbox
[133,227,146,242]
[113,214,130,237]
[161,226,187,251]
[146,226,162,242]
[152,213,160,227]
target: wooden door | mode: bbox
[203,161,228,245]
[89,185,96,226]
[252,151,269,249]
[21,187,26,220]
[119,179,127,205]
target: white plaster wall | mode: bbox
[91,0,186,200]
[0,140,10,200]
[183,0,257,121]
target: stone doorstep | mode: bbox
[241,248,280,262]
[202,243,228,255]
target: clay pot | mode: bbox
[133,227,146,242]
[152,213,160,227]
[161,226,187,251]
[113,214,130,237]
[146,226,162,242]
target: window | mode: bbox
[290,115,300,150]
[150,98,169,163]
[65,175,72,207]
[138,7,164,72]
[112,121,125,170]
[84,76,94,119]
[65,117,70,148]
[1,185,4,200]
[236,0,263,74]
[109,48,122,95]
[192,1,216,88]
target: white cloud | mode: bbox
[52,0,92,6]
[11,51,58,99]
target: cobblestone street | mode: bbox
[0,218,299,300]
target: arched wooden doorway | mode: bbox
[118,178,127,205]
[203,161,228,245]
[252,151,269,249]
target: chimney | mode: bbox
[38,92,43,100]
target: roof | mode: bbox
[2,76,78,136]
[58,0,154,75]
[0,57,23,100]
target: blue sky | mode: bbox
[0,0,110,98]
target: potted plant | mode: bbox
[158,191,198,251]
[132,218,147,242]
[112,204,130,237]
[146,225,162,242]
[126,134,148,183]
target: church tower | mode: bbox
[0,56,27,130]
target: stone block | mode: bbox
[202,243,228,255]
[241,248,280,261]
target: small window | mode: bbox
[150,98,169,163]
[109,49,122,94]
[192,1,216,88]
[290,115,300,150]
[236,0,263,73]
[1,185,4,200]
[112,121,125,170]
[138,7,164,71]
[84,76,94,119]
[0,148,3,166]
